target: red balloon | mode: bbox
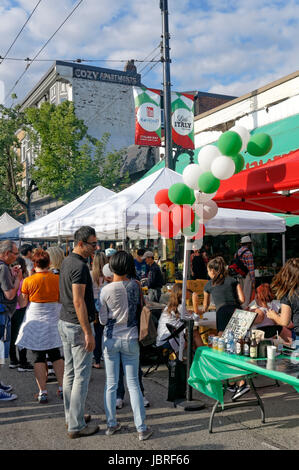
[171,205,195,229]
[153,211,180,238]
[193,223,206,240]
[154,189,173,212]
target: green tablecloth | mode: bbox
[188,347,299,405]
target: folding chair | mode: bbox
[142,322,186,377]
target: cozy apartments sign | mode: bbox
[73,65,141,86]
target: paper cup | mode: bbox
[267,345,277,360]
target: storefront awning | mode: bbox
[214,150,299,214]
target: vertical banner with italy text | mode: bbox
[171,92,194,149]
[133,86,161,146]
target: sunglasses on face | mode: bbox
[84,241,97,248]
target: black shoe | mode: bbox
[18,363,34,372]
[226,383,238,393]
[231,384,250,401]
[9,362,19,369]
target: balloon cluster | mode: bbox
[153,125,273,239]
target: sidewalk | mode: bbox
[0,357,298,451]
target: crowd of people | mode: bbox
[0,229,298,439]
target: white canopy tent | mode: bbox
[59,168,286,239]
[0,212,23,239]
[19,185,114,240]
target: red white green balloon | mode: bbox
[168,183,195,205]
[154,188,173,212]
[170,205,195,229]
[203,200,218,221]
[211,155,235,180]
[182,164,203,190]
[230,153,245,174]
[153,211,180,238]
[194,189,217,203]
[247,133,273,157]
[181,213,200,237]
[197,145,221,172]
[218,131,242,156]
[198,172,220,194]
[193,223,206,240]
[230,125,250,152]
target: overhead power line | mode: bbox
[5,0,84,103]
[0,56,161,64]
[0,0,43,66]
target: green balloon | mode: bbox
[230,153,245,174]
[182,214,200,236]
[218,131,242,156]
[247,133,273,157]
[198,172,220,194]
[168,183,195,206]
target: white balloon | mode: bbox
[203,200,218,220]
[194,189,217,203]
[182,164,203,190]
[211,155,235,180]
[197,145,221,172]
[193,202,203,219]
[230,125,250,152]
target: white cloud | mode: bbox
[0,0,298,105]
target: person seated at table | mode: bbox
[156,284,203,350]
[248,283,293,344]
[267,258,299,346]
[199,257,245,334]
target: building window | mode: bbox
[21,144,26,163]
[50,84,57,103]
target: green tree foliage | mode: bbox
[0,104,36,222]
[26,101,130,200]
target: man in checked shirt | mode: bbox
[237,236,255,308]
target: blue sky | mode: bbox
[1,0,299,106]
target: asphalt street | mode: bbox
[1,352,298,455]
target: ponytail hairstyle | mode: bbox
[207,256,227,286]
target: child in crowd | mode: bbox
[249,283,293,343]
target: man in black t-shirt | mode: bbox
[58,226,99,439]
[142,251,163,302]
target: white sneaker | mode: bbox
[143,396,150,408]
[116,398,123,409]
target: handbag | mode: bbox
[139,305,157,347]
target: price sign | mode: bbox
[222,309,257,342]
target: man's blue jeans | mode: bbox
[103,337,146,432]
[58,320,94,432]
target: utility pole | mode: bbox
[160,0,173,170]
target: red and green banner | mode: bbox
[171,92,195,149]
[133,86,161,146]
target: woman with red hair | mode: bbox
[249,283,292,343]
[16,249,64,404]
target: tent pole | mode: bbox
[176,235,205,411]
[282,233,286,265]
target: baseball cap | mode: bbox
[105,248,117,257]
[103,263,114,278]
[240,235,252,244]
[142,251,154,259]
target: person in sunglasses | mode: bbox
[0,240,22,402]
[58,226,99,439]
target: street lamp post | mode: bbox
[160,0,173,170]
